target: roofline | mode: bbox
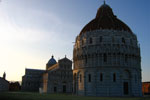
[0,77,9,83]
[59,57,72,62]
[25,68,45,71]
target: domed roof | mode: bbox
[80,2,132,35]
[47,55,57,65]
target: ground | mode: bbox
[0,92,150,100]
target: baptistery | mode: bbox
[73,2,142,96]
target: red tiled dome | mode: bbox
[80,3,132,35]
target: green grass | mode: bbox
[0,92,149,100]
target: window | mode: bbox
[89,38,93,44]
[80,74,82,83]
[125,55,128,63]
[88,74,91,82]
[100,36,103,43]
[104,53,107,62]
[113,73,116,82]
[100,73,103,81]
[122,37,125,43]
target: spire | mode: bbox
[65,55,67,58]
[3,72,6,80]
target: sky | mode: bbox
[0,0,149,82]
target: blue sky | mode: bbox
[0,0,149,82]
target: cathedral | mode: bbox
[73,2,142,96]
[21,56,73,93]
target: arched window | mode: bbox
[122,37,125,43]
[100,73,103,81]
[80,74,82,83]
[104,53,107,62]
[88,74,91,82]
[100,36,103,43]
[89,38,93,44]
[113,73,116,82]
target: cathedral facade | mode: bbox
[73,2,142,96]
[22,56,73,93]
[42,56,73,93]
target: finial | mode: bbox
[104,0,106,5]
[52,55,54,58]
[65,55,66,58]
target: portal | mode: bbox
[123,82,129,95]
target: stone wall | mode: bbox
[73,30,142,96]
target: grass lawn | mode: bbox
[0,92,150,100]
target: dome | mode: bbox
[80,3,132,35]
[47,55,57,66]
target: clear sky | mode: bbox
[0,0,149,82]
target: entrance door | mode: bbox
[54,86,57,92]
[63,85,66,93]
[123,82,129,95]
